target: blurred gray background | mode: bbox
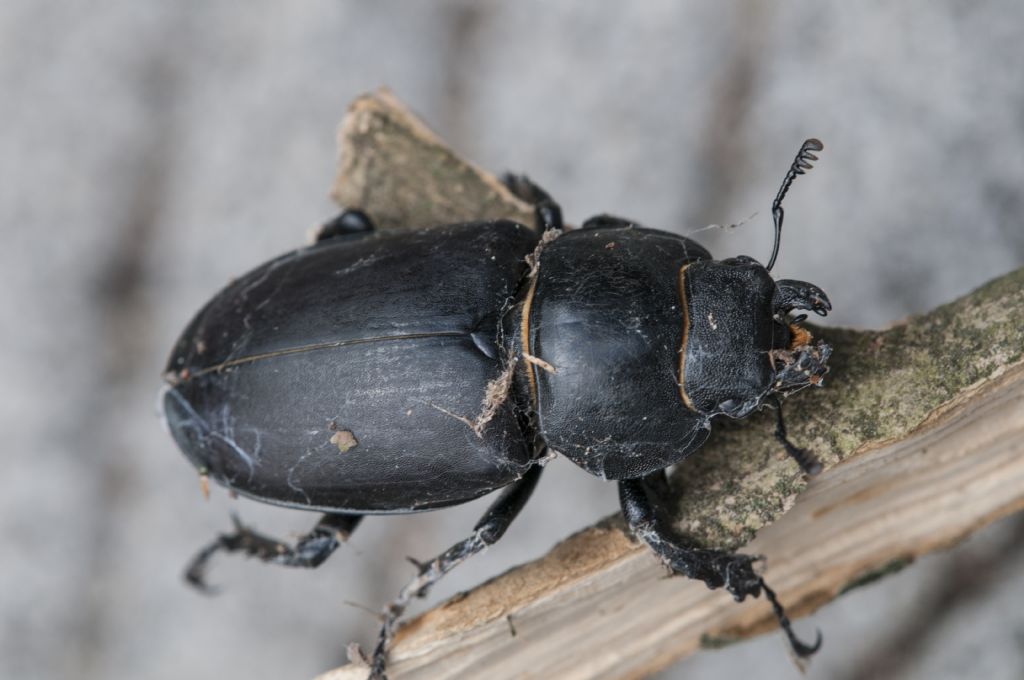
[3,2,1024,679]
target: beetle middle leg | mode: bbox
[369,463,544,680]
[184,512,362,591]
[619,476,821,658]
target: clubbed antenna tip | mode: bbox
[767,139,824,272]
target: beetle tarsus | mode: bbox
[369,463,544,680]
[183,512,362,591]
[760,578,823,658]
[771,398,823,476]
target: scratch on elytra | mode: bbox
[210,432,255,477]
[427,356,519,438]
[286,450,314,505]
[214,404,258,479]
[164,388,256,476]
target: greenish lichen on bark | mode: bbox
[838,556,915,595]
[699,632,744,650]
[672,267,1024,550]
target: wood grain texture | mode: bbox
[321,90,1024,680]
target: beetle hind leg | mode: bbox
[184,512,362,592]
[369,464,543,680]
[619,477,821,659]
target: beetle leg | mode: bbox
[770,396,823,476]
[642,468,673,503]
[315,208,376,243]
[501,173,563,232]
[619,477,821,658]
[579,213,653,231]
[183,512,362,592]
[620,478,762,597]
[369,463,544,680]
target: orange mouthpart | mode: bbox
[789,323,812,350]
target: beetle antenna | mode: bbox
[767,139,823,272]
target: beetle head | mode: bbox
[679,257,831,419]
[768,277,832,396]
[679,136,831,418]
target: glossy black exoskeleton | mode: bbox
[162,140,831,678]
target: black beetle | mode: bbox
[162,139,830,677]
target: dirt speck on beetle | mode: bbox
[330,429,359,453]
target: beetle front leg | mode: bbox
[620,478,762,597]
[619,477,821,658]
[184,512,362,592]
[369,463,543,680]
[770,396,823,476]
[501,173,563,232]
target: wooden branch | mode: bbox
[330,89,535,231]
[321,89,1024,679]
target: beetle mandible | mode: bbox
[162,139,830,678]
